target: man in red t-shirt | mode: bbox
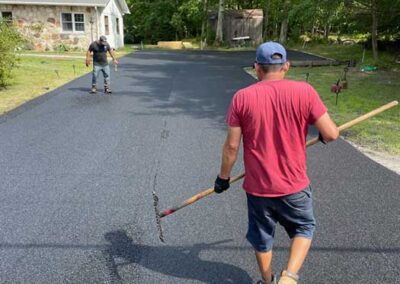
[214,42,339,284]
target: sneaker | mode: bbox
[277,276,297,284]
[90,86,97,93]
[256,275,276,284]
[278,271,298,284]
[104,87,112,94]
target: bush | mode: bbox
[56,42,70,53]
[0,20,24,88]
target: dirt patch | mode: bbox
[344,139,400,175]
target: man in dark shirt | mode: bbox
[86,36,118,94]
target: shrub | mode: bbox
[56,42,70,52]
[0,20,24,88]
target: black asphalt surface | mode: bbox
[1,50,399,284]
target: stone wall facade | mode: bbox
[0,4,99,51]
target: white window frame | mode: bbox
[60,12,85,33]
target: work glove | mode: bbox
[318,132,327,144]
[85,59,90,67]
[214,176,230,194]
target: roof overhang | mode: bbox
[0,1,107,7]
[0,0,130,14]
[116,0,130,14]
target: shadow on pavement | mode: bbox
[103,230,253,283]
[1,230,399,283]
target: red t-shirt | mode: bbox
[226,79,327,197]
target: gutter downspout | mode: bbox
[95,6,99,40]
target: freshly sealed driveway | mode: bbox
[0,50,399,284]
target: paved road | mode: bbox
[1,50,399,284]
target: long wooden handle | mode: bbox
[160,100,398,218]
[305,100,398,147]
[159,173,245,218]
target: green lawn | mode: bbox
[0,56,90,115]
[245,43,399,154]
[19,44,135,56]
[288,42,399,69]
[0,48,132,115]
[287,66,399,154]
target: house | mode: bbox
[0,0,130,50]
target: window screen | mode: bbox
[104,16,109,35]
[74,13,85,31]
[62,13,85,32]
[116,18,120,34]
[62,13,73,31]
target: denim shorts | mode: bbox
[246,186,316,252]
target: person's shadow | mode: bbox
[103,230,252,283]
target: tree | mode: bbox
[345,0,400,60]
[123,0,400,49]
[201,0,208,48]
[346,0,380,59]
[215,0,225,46]
[279,0,290,43]
[263,0,270,40]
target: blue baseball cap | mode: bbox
[255,41,287,65]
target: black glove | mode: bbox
[214,176,230,194]
[318,132,327,144]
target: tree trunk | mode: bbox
[273,23,278,39]
[324,24,330,40]
[201,0,208,49]
[371,0,378,60]
[263,0,270,41]
[215,0,224,46]
[279,0,290,43]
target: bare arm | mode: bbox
[85,50,91,66]
[314,112,339,142]
[219,126,242,179]
[109,48,118,64]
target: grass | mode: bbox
[287,66,399,155]
[287,42,399,70]
[246,43,399,154]
[0,48,133,115]
[19,45,133,57]
[0,56,90,114]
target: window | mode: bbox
[104,15,109,35]
[62,13,73,31]
[116,18,120,34]
[1,11,13,24]
[61,12,85,32]
[74,13,85,31]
